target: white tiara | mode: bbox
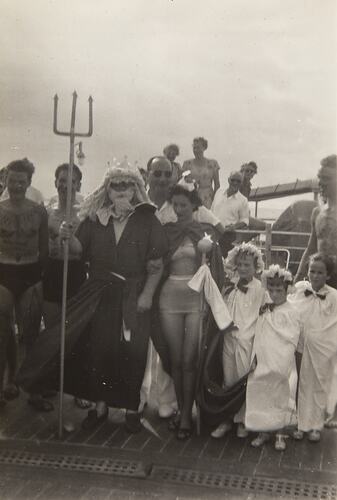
[263,264,293,283]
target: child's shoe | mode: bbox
[251,432,270,448]
[292,429,304,440]
[308,430,321,442]
[274,434,287,451]
[211,421,232,439]
[236,423,248,438]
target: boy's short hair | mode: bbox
[309,252,335,277]
[55,163,82,183]
[6,158,35,181]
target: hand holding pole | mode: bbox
[53,91,93,439]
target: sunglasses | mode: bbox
[152,170,172,178]
[109,182,133,190]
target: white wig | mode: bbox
[79,159,151,221]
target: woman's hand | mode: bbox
[59,221,73,240]
[137,292,153,312]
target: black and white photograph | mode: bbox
[0,1,336,498]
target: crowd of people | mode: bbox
[0,140,336,450]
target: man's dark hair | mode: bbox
[55,163,82,182]
[6,158,35,181]
[163,144,180,156]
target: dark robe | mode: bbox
[17,204,168,411]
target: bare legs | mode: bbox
[160,312,200,431]
[0,285,15,404]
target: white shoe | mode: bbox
[236,423,248,438]
[308,430,321,442]
[158,404,176,419]
[274,434,287,451]
[251,432,270,448]
[292,429,304,440]
[211,421,232,439]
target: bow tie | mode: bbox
[259,303,276,315]
[304,289,326,300]
[224,279,248,296]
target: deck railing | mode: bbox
[234,225,311,270]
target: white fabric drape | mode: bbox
[188,264,232,330]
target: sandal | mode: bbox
[292,429,304,440]
[308,430,321,442]
[82,409,109,431]
[4,384,20,400]
[274,434,287,451]
[28,397,54,412]
[251,432,270,448]
[74,398,91,409]
[168,413,181,432]
[176,427,192,441]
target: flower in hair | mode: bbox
[177,170,198,192]
[224,242,265,276]
[262,264,293,283]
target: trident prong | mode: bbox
[53,92,93,137]
[53,91,93,439]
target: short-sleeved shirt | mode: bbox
[211,189,249,227]
[76,204,168,281]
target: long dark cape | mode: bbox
[17,275,147,409]
[196,317,249,428]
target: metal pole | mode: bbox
[58,92,77,439]
[265,223,272,268]
[196,252,207,436]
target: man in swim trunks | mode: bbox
[0,159,49,410]
[295,155,337,288]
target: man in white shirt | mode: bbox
[211,171,249,257]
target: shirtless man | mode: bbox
[295,155,337,288]
[0,159,49,409]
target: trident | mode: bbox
[53,91,93,438]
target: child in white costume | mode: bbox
[290,253,337,442]
[245,265,301,451]
[211,243,266,439]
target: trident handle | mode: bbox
[53,91,93,439]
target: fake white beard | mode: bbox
[112,196,135,218]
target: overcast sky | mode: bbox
[0,0,336,203]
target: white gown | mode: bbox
[245,300,300,431]
[289,281,337,432]
[222,277,266,387]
